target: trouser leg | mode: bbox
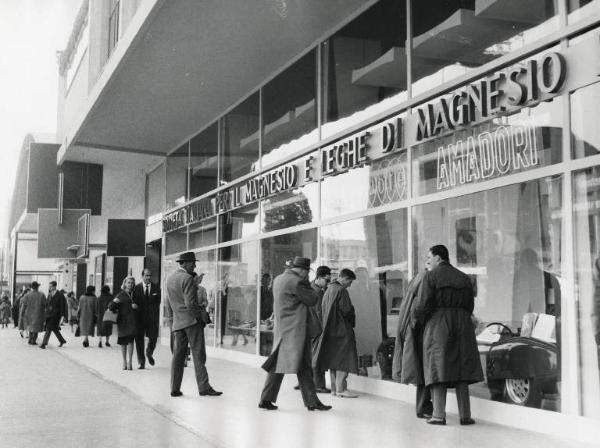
[431,384,447,419]
[54,329,66,344]
[171,329,188,393]
[313,367,326,389]
[330,370,337,393]
[297,358,319,407]
[30,332,38,344]
[455,381,471,419]
[41,330,51,346]
[147,335,157,356]
[187,323,210,393]
[260,373,284,403]
[134,330,146,366]
[416,384,433,416]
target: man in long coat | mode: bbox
[412,245,483,426]
[314,269,359,398]
[391,270,432,418]
[40,281,68,349]
[309,265,331,392]
[132,269,161,368]
[258,256,332,411]
[19,281,46,345]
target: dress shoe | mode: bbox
[307,402,332,411]
[59,341,66,347]
[170,391,183,397]
[416,413,432,419]
[98,341,103,348]
[293,384,300,390]
[82,340,89,348]
[337,391,359,398]
[258,400,278,410]
[138,364,145,370]
[105,341,111,347]
[199,387,222,396]
[315,387,331,394]
[147,354,155,366]
[40,345,46,349]
[460,417,476,426]
[426,417,446,425]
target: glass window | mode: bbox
[261,183,319,232]
[412,98,562,197]
[195,250,218,348]
[573,166,600,418]
[413,176,563,410]
[217,241,259,354]
[322,151,408,219]
[411,0,559,96]
[571,81,600,159]
[568,0,600,23]
[260,228,318,355]
[166,144,189,210]
[321,0,408,139]
[220,93,260,183]
[218,204,259,243]
[320,209,408,380]
[146,163,165,222]
[164,227,187,256]
[189,218,217,250]
[190,123,218,199]
[261,50,318,167]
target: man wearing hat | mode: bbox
[166,251,222,398]
[40,281,68,349]
[19,281,46,345]
[258,256,332,411]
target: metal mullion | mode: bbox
[406,0,412,102]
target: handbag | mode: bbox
[102,308,118,324]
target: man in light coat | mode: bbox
[19,281,46,345]
[166,251,221,398]
[258,256,332,411]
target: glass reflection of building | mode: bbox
[157,0,600,424]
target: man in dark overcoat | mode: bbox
[258,256,332,411]
[412,245,483,426]
[132,268,161,368]
[391,270,432,418]
[309,265,332,392]
[19,281,46,345]
[40,281,68,349]
[314,268,359,398]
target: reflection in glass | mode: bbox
[413,176,563,410]
[218,241,258,354]
[190,123,218,199]
[195,250,218,348]
[261,50,317,167]
[260,228,317,355]
[218,204,259,243]
[574,167,600,418]
[146,163,165,222]
[411,0,558,96]
[568,0,600,23]
[320,210,408,380]
[164,227,187,256]
[166,144,189,209]
[189,218,217,250]
[321,0,407,138]
[220,93,260,183]
[261,183,318,232]
[571,82,600,159]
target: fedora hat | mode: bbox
[291,256,311,270]
[176,251,197,263]
[31,281,40,288]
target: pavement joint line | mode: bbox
[53,348,226,448]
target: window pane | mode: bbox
[413,176,563,410]
[220,93,260,183]
[320,209,408,380]
[412,98,562,197]
[568,0,600,24]
[260,228,318,355]
[195,250,218,348]
[189,218,217,250]
[261,182,318,232]
[574,166,600,418]
[321,0,408,139]
[217,241,258,354]
[190,123,218,198]
[164,227,187,256]
[411,0,559,96]
[261,50,318,167]
[571,81,600,159]
[166,144,188,209]
[218,204,259,243]
[147,163,165,222]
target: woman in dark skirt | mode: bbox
[109,276,137,370]
[97,285,114,347]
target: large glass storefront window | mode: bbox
[164,227,187,256]
[413,176,563,411]
[261,183,319,232]
[320,209,408,380]
[260,228,318,355]
[166,144,189,209]
[574,166,600,418]
[321,0,408,139]
[218,204,259,243]
[217,241,258,354]
[261,50,317,167]
[571,81,600,159]
[411,0,559,97]
[146,163,165,222]
[189,218,217,250]
[190,123,218,199]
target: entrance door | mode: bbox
[144,239,162,288]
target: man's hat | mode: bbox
[291,256,311,270]
[176,251,197,263]
[31,281,40,288]
[49,280,57,287]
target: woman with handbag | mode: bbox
[109,276,137,370]
[97,285,114,347]
[77,285,98,348]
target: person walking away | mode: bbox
[166,252,221,397]
[109,277,137,370]
[0,294,11,328]
[78,286,98,348]
[391,270,433,419]
[258,256,332,411]
[132,269,161,368]
[97,285,114,347]
[413,244,483,426]
[314,269,359,398]
[66,291,78,332]
[19,282,46,345]
[40,281,67,349]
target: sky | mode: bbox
[0,0,80,238]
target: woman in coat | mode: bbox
[0,295,12,327]
[96,285,113,347]
[66,291,79,332]
[77,285,98,347]
[109,276,137,370]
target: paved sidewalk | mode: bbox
[1,327,598,448]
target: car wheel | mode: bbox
[504,378,542,408]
